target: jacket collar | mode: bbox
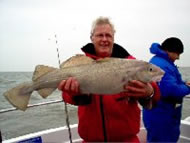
[81,43,130,59]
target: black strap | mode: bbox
[99,96,107,142]
[161,97,182,105]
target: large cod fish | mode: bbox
[3,55,164,111]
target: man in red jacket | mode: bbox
[58,16,160,142]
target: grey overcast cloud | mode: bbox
[0,0,190,71]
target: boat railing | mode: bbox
[0,99,63,114]
[1,96,190,114]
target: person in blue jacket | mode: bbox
[143,37,190,142]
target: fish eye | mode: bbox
[149,68,153,72]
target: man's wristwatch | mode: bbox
[146,91,154,100]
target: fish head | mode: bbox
[134,63,165,83]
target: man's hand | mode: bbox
[58,77,80,95]
[123,80,154,98]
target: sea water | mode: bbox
[0,67,190,141]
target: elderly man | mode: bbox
[58,17,160,142]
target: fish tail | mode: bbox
[3,82,33,111]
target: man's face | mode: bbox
[167,51,181,62]
[91,24,114,58]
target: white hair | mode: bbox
[90,16,116,36]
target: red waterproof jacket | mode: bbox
[62,43,160,142]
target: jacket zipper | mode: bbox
[99,96,107,142]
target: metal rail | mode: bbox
[0,99,63,114]
[1,96,190,114]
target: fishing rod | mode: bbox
[54,34,73,143]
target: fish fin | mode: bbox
[60,54,94,68]
[37,88,56,98]
[32,65,57,81]
[3,82,33,111]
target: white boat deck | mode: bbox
[2,118,190,143]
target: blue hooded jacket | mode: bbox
[143,43,190,142]
[149,43,190,100]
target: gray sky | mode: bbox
[0,0,190,71]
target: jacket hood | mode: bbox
[81,43,131,59]
[150,43,169,59]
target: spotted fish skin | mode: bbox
[3,55,165,111]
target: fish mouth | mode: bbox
[152,74,164,82]
[152,68,165,82]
